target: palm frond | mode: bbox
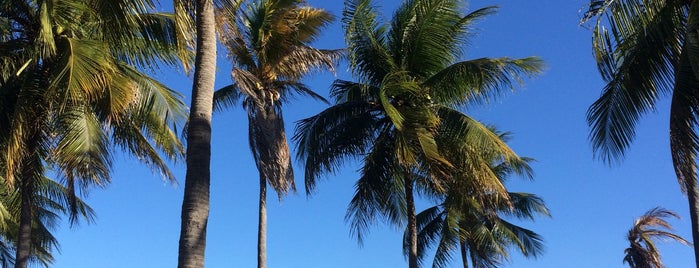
[585,0,683,163]
[343,0,395,86]
[425,57,544,107]
[346,128,405,245]
[294,101,379,193]
[624,207,690,268]
[213,84,243,112]
[53,106,112,190]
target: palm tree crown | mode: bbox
[215,0,342,198]
[214,1,341,267]
[295,0,543,267]
[410,144,549,268]
[1,0,189,266]
[623,207,689,268]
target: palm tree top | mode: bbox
[623,207,690,268]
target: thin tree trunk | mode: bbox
[177,0,216,267]
[14,169,34,268]
[405,174,418,268]
[258,176,267,268]
[460,241,469,268]
[686,175,699,268]
[14,131,41,268]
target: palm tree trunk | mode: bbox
[405,174,418,268]
[14,169,34,268]
[460,241,469,268]
[686,175,699,268]
[258,176,267,268]
[14,131,41,268]
[177,0,216,267]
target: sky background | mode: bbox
[50,0,695,267]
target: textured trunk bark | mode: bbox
[14,171,34,268]
[460,241,469,268]
[258,176,267,268]
[177,0,216,267]
[405,175,418,268]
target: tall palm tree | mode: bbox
[214,1,340,267]
[623,207,689,268]
[409,146,549,268]
[1,1,189,267]
[175,0,221,266]
[580,1,699,265]
[294,1,543,267]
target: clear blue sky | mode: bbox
[51,0,694,267]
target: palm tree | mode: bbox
[294,1,543,267]
[214,1,340,267]
[623,207,690,268]
[409,148,549,268]
[580,1,699,265]
[175,0,217,266]
[1,1,188,267]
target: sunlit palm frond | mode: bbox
[426,57,544,107]
[52,106,111,190]
[48,38,115,107]
[343,0,395,85]
[112,12,194,69]
[274,47,343,81]
[393,0,468,76]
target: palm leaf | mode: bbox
[585,0,683,163]
[425,57,544,107]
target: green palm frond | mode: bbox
[426,57,544,107]
[407,131,548,268]
[49,38,114,106]
[343,0,395,85]
[112,12,194,69]
[274,81,329,104]
[582,0,684,163]
[391,0,470,76]
[297,2,541,266]
[503,192,550,220]
[429,213,459,268]
[330,80,380,103]
[346,131,406,245]
[52,106,111,190]
[495,219,545,258]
